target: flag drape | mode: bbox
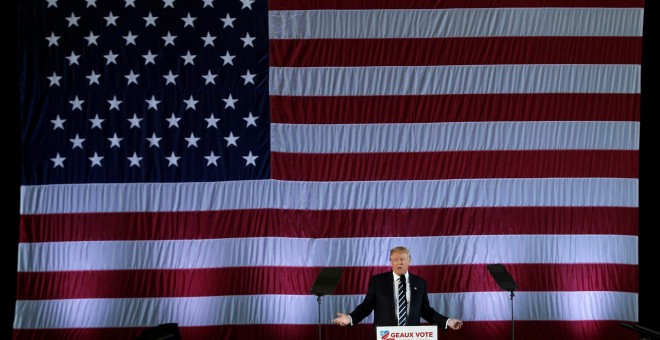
[17,0,642,339]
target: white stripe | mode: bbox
[269,65,640,96]
[268,8,643,39]
[271,121,640,153]
[17,235,638,272]
[13,291,637,329]
[20,178,638,214]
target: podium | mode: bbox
[376,325,438,340]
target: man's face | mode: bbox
[390,251,410,276]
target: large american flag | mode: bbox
[16,0,642,339]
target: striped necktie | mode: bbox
[398,275,408,326]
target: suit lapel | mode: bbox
[386,273,397,323]
[408,274,418,315]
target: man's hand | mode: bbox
[332,312,351,326]
[447,318,463,330]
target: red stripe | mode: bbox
[270,93,640,124]
[12,321,640,339]
[269,0,643,10]
[272,150,639,181]
[16,264,637,300]
[20,207,637,242]
[270,37,642,67]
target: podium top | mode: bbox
[376,325,438,340]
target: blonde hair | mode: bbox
[389,246,410,259]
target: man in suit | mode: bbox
[332,246,463,331]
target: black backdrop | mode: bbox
[5,1,658,338]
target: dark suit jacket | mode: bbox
[348,271,448,328]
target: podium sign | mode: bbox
[376,325,438,340]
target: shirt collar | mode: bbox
[393,272,408,281]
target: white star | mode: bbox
[65,13,80,27]
[45,32,60,46]
[108,95,122,110]
[222,94,238,109]
[224,131,239,147]
[123,31,138,45]
[89,152,104,167]
[69,96,84,111]
[243,112,259,127]
[84,31,99,46]
[205,113,220,128]
[46,0,58,8]
[104,12,119,26]
[143,12,158,27]
[241,69,256,85]
[65,51,80,65]
[183,95,199,110]
[166,113,181,128]
[163,70,178,85]
[162,32,177,46]
[163,0,175,8]
[220,51,235,65]
[205,151,220,166]
[146,95,161,110]
[85,0,97,7]
[104,50,118,65]
[70,134,85,149]
[221,13,235,28]
[51,115,66,130]
[47,71,62,87]
[181,13,196,27]
[243,151,258,166]
[128,152,143,167]
[240,0,255,10]
[201,32,216,47]
[185,132,200,148]
[108,133,123,148]
[147,133,162,147]
[181,50,196,65]
[202,0,214,7]
[202,70,217,85]
[166,152,181,167]
[125,70,140,85]
[241,32,255,47]
[143,50,157,65]
[124,0,136,7]
[128,113,143,129]
[51,153,65,168]
[89,114,105,129]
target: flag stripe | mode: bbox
[269,65,640,96]
[270,37,642,67]
[21,178,638,214]
[16,264,638,300]
[17,235,637,272]
[268,8,643,39]
[269,0,644,10]
[272,150,639,181]
[270,93,640,124]
[271,121,639,153]
[20,206,638,243]
[11,321,640,340]
[13,291,637,329]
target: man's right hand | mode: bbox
[332,312,351,326]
